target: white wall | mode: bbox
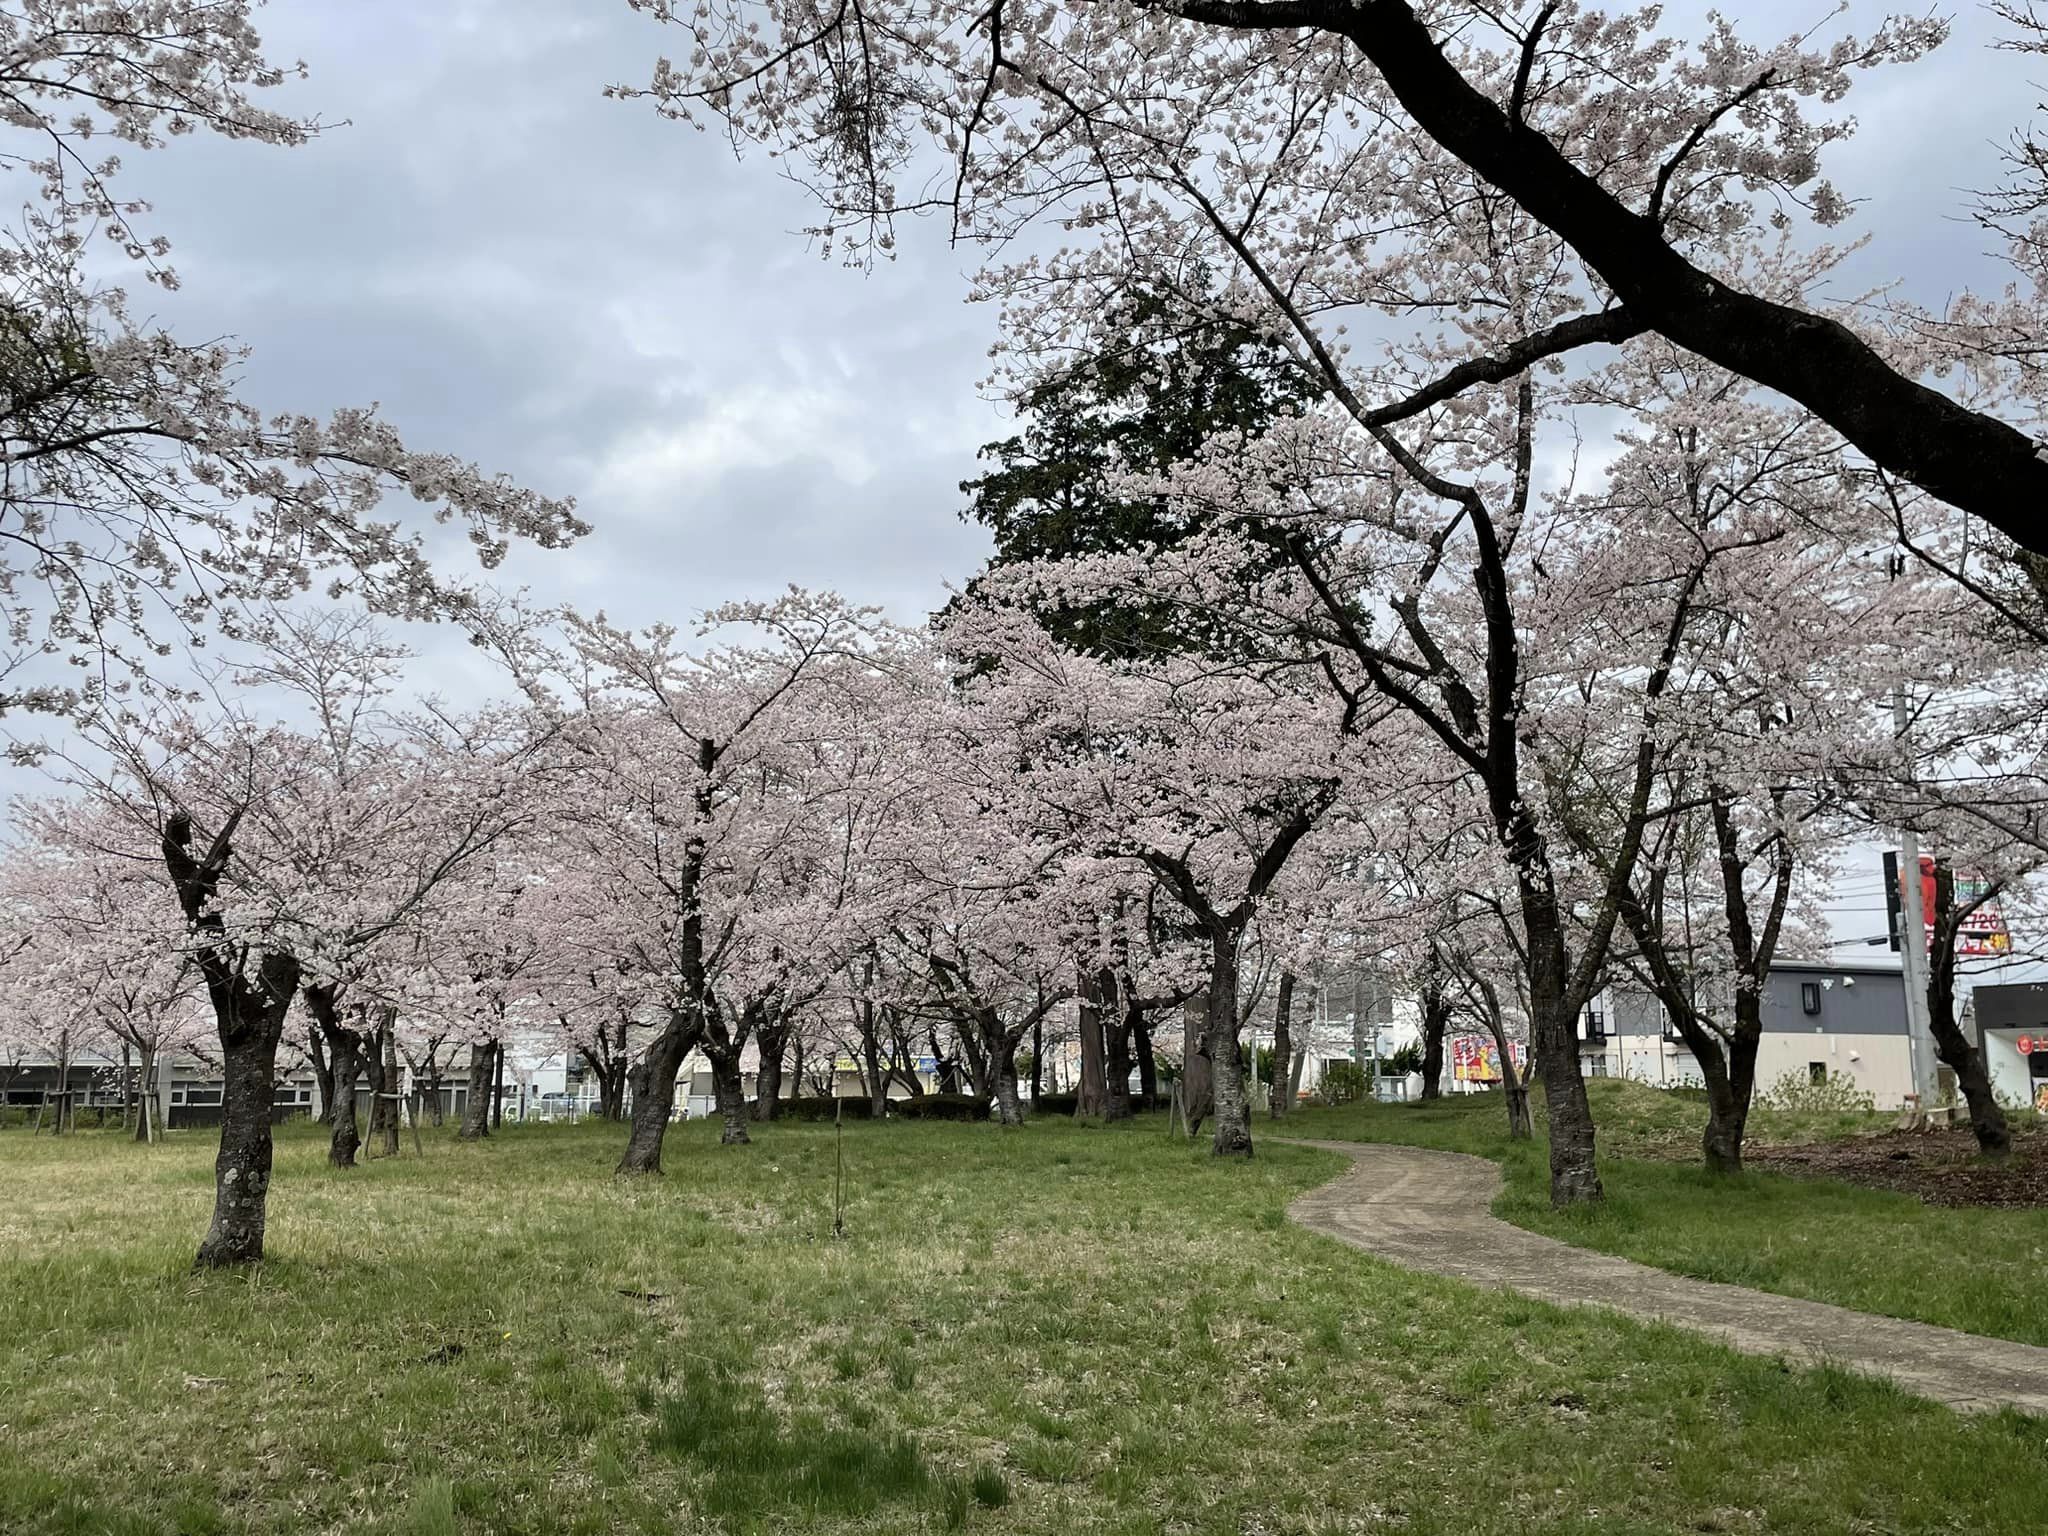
[1755,1030,1916,1108]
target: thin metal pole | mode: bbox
[1894,688,1937,1110]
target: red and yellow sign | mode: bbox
[1898,855,2013,957]
[1452,1036,1518,1084]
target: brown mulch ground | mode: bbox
[1739,1127,2048,1209]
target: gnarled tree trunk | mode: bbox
[1524,897,1599,1202]
[709,1045,750,1145]
[617,1016,695,1173]
[305,985,366,1168]
[1929,861,2012,1158]
[372,1013,400,1158]
[1205,935,1253,1158]
[194,954,301,1267]
[1418,973,1449,1103]
[459,1040,496,1141]
[1074,965,1110,1117]
[308,1024,334,1125]
[752,1018,789,1121]
[1268,971,1296,1119]
[1131,1001,1157,1104]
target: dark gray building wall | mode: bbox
[1974,981,2048,1032]
[1760,963,1907,1036]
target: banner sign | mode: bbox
[1451,1036,1519,1084]
[1884,852,2012,957]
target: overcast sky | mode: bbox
[100,1,2042,668]
[13,2,2048,961]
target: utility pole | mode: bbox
[1892,687,1939,1112]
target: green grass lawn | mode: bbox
[3,1115,2046,1535]
[1285,1079,2048,1346]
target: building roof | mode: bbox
[1771,957,1905,978]
[1972,981,2048,1031]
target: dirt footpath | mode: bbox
[1281,1138,2048,1416]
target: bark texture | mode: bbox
[1928,862,2013,1158]
[458,1041,496,1141]
[161,809,304,1269]
[1269,971,1296,1118]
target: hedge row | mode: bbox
[1027,1092,1165,1117]
[770,1091,1160,1122]
[773,1094,989,1122]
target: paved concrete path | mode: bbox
[1281,1138,2048,1416]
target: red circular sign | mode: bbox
[2021,1035,2036,1056]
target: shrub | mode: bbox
[1028,1091,1162,1117]
[889,1093,989,1122]
[1380,1042,1425,1076]
[1760,1068,1875,1114]
[1319,1059,1368,1104]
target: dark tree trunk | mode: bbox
[752,1022,788,1121]
[1131,1002,1157,1103]
[1031,1015,1044,1099]
[618,737,720,1170]
[594,1020,629,1121]
[459,1040,496,1141]
[328,1030,363,1166]
[863,1024,888,1117]
[1180,991,1214,1136]
[160,793,307,1268]
[1269,971,1296,1119]
[1659,989,1760,1176]
[992,1031,1025,1127]
[887,1033,927,1096]
[617,1015,695,1174]
[491,1036,506,1130]
[308,1024,334,1126]
[1524,898,1600,1203]
[133,1046,157,1143]
[194,957,300,1268]
[1104,998,1134,1122]
[425,1052,446,1127]
[709,1046,750,1145]
[1418,974,1449,1103]
[1074,966,1110,1117]
[373,1015,401,1158]
[306,986,365,1169]
[1929,862,2013,1158]
[53,1030,71,1134]
[1206,934,1253,1158]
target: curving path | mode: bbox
[1280,1138,2048,1416]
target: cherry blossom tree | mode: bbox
[510,590,916,1167]
[31,613,559,1265]
[942,583,1353,1154]
[0,800,209,1141]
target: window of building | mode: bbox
[1583,1006,1606,1041]
[1808,1061,1827,1086]
[1800,982,1823,1016]
[1588,1055,1609,1077]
